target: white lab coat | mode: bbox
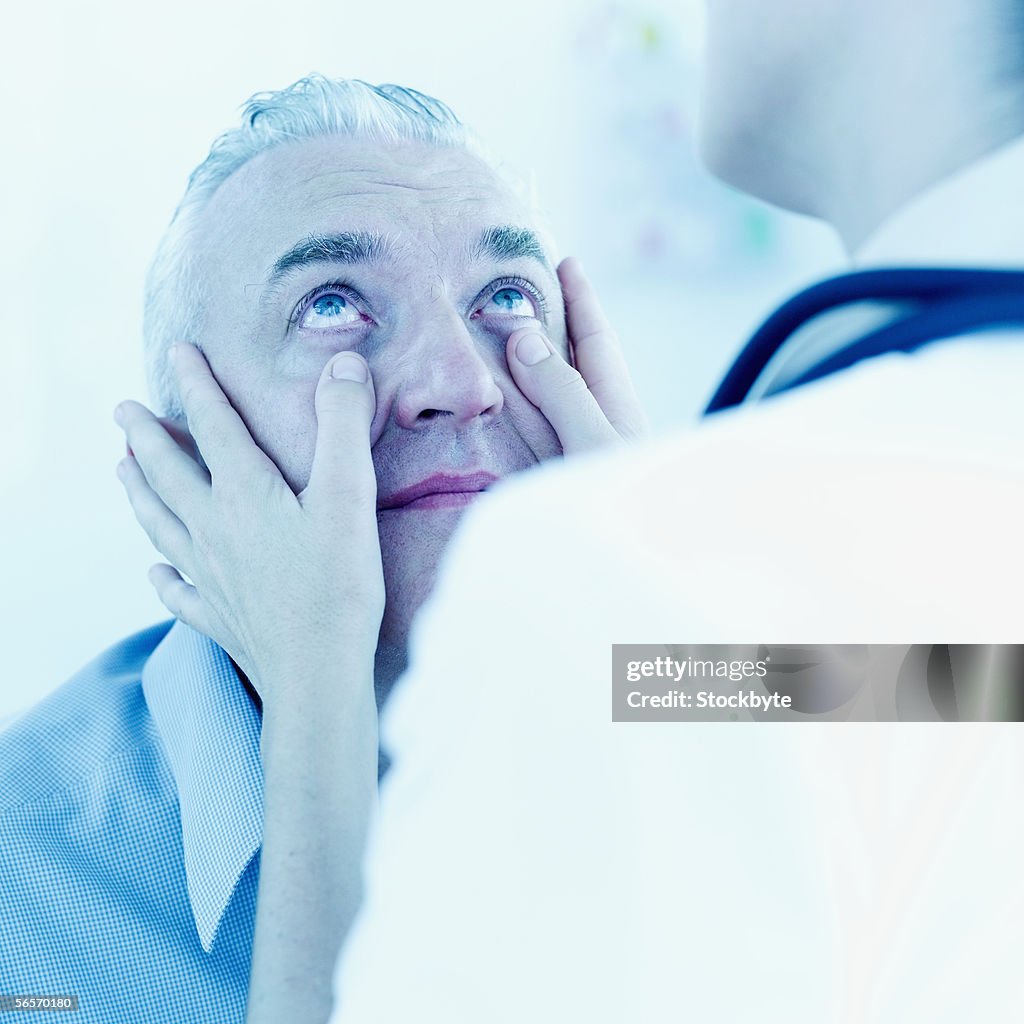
[331,137,1024,1022]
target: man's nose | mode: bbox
[392,311,504,429]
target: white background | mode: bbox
[0,0,842,716]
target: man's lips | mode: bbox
[377,472,499,511]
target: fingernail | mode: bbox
[113,403,125,425]
[330,352,368,382]
[515,332,551,367]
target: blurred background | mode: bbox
[0,0,843,716]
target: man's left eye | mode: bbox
[478,286,538,318]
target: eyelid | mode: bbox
[474,276,550,318]
[288,280,373,329]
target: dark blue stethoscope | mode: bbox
[705,268,1024,415]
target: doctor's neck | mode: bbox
[789,1,1024,254]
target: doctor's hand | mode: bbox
[115,345,382,1024]
[113,343,385,706]
[507,256,647,453]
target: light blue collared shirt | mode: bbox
[0,620,264,1023]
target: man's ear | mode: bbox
[157,415,208,473]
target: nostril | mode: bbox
[417,409,452,421]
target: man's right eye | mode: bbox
[292,285,373,332]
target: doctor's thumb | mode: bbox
[507,326,620,454]
[305,352,377,506]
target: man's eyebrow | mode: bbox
[268,231,390,282]
[474,225,551,270]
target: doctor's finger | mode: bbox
[114,400,209,519]
[171,343,282,487]
[116,455,196,578]
[157,415,207,469]
[301,352,378,513]
[148,563,211,637]
[558,257,647,440]
[506,327,623,455]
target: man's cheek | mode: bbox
[506,389,562,461]
[233,384,320,495]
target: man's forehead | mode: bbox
[199,135,539,274]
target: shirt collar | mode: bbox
[142,620,263,953]
[856,134,1024,269]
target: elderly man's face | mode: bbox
[192,137,565,647]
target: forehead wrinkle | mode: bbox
[364,178,450,193]
[291,158,501,196]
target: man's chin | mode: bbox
[376,498,479,650]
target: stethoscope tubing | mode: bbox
[705,268,1024,414]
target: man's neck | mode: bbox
[374,641,409,712]
[232,657,263,713]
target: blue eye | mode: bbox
[487,287,536,316]
[298,292,363,330]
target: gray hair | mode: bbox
[143,75,501,417]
